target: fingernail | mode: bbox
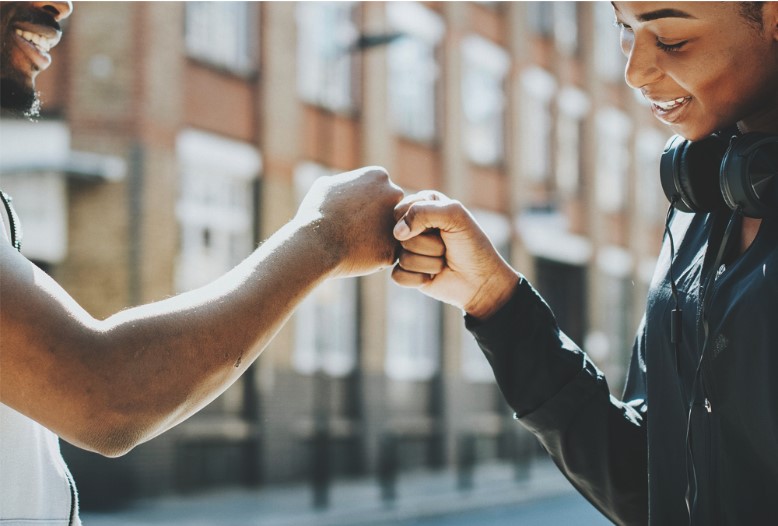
[394,219,410,239]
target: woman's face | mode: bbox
[613,2,778,140]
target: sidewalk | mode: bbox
[81,459,577,526]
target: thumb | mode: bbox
[393,199,467,241]
[393,218,414,241]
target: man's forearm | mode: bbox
[99,219,337,440]
[2,219,336,455]
[2,165,401,456]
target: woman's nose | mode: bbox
[624,35,663,89]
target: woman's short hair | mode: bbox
[739,2,764,29]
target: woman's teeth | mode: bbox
[653,97,691,111]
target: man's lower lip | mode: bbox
[651,99,690,124]
[13,32,52,71]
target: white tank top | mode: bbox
[0,403,80,525]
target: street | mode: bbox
[81,460,613,526]
[380,493,611,526]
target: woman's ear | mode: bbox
[766,2,778,41]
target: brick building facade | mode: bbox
[0,2,671,507]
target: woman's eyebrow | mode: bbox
[636,8,696,22]
[611,3,697,22]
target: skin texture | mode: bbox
[0,2,404,457]
[392,192,518,320]
[614,2,778,253]
[393,1,778,317]
[0,1,69,114]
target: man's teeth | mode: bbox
[654,97,690,111]
[15,29,52,52]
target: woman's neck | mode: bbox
[740,217,762,255]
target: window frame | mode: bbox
[296,2,359,114]
[174,129,261,293]
[386,2,445,144]
[461,35,510,167]
[184,2,259,77]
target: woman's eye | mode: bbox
[655,39,688,52]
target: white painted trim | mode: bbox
[177,128,262,179]
[471,208,511,248]
[521,66,557,102]
[597,245,633,278]
[0,119,69,169]
[387,2,444,44]
[516,212,592,265]
[462,35,510,76]
[558,86,590,120]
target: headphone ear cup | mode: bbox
[661,135,693,212]
[720,133,778,218]
[661,135,728,213]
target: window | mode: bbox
[518,209,592,266]
[385,280,441,381]
[185,2,257,75]
[553,2,579,56]
[535,258,587,346]
[292,162,358,377]
[520,67,556,182]
[595,108,632,213]
[556,87,590,196]
[526,2,554,37]
[594,2,626,82]
[294,279,358,377]
[175,129,260,292]
[387,2,444,142]
[461,210,511,382]
[635,129,670,221]
[591,247,634,390]
[296,2,358,113]
[461,36,510,166]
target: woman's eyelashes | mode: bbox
[656,39,688,52]
[614,19,688,54]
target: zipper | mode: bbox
[692,210,740,526]
[690,253,724,524]
[696,258,726,526]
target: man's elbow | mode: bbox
[92,432,141,458]
[75,416,149,458]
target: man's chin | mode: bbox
[0,76,41,119]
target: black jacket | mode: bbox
[467,211,778,525]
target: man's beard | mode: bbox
[0,76,41,118]
[0,2,45,119]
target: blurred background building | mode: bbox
[0,1,671,510]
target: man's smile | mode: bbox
[10,17,62,74]
[15,28,59,53]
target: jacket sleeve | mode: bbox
[466,277,649,526]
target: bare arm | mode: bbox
[0,167,402,457]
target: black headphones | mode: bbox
[659,130,778,523]
[660,131,778,218]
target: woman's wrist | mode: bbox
[464,267,520,321]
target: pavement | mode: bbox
[81,458,610,526]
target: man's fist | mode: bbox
[296,166,404,278]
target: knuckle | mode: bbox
[366,166,389,180]
[391,266,412,286]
